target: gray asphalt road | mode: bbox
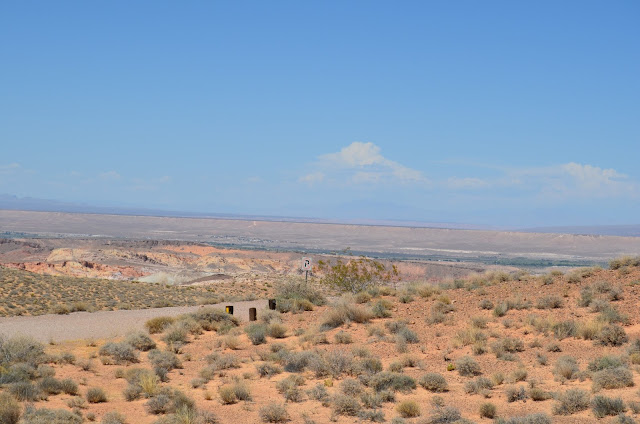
[0,299,269,343]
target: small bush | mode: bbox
[495,414,551,424]
[553,388,590,415]
[529,387,552,401]
[418,373,448,392]
[536,296,563,309]
[86,387,108,403]
[552,320,577,340]
[396,400,420,418]
[334,331,353,344]
[125,332,156,351]
[0,392,21,424]
[339,378,363,396]
[370,300,392,318]
[592,395,626,418]
[493,302,510,317]
[479,299,494,310]
[553,356,579,381]
[506,386,527,403]
[259,402,289,423]
[456,356,481,376]
[320,300,373,330]
[145,316,175,334]
[245,323,268,345]
[256,362,283,378]
[592,367,634,390]
[306,383,329,402]
[369,372,416,393]
[426,406,461,424]
[99,342,139,364]
[101,412,127,424]
[331,394,362,416]
[9,381,41,401]
[20,406,83,424]
[597,324,628,346]
[267,323,288,338]
[479,402,497,418]
[465,376,494,395]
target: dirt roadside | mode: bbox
[0,299,269,343]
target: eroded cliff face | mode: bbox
[0,238,487,284]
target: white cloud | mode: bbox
[299,172,325,184]
[313,142,426,184]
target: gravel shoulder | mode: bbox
[0,299,268,343]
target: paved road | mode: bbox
[0,299,269,343]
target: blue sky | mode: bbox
[1,1,638,227]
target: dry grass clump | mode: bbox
[505,385,527,403]
[274,278,326,313]
[495,414,551,424]
[145,316,176,334]
[597,324,628,346]
[319,299,373,330]
[99,342,139,365]
[464,376,494,396]
[610,256,640,269]
[369,372,416,393]
[218,381,251,404]
[331,393,362,416]
[370,299,393,318]
[245,323,268,345]
[553,356,579,381]
[125,331,156,351]
[536,295,563,309]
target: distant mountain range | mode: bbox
[1,193,639,237]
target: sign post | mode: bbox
[301,257,312,283]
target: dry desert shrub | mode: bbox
[553,356,579,381]
[495,414,551,424]
[592,367,634,390]
[99,342,139,365]
[320,299,373,330]
[479,402,497,418]
[86,387,108,403]
[125,332,156,351]
[245,323,267,345]
[331,394,362,416]
[20,406,83,424]
[592,395,627,418]
[101,412,127,424]
[456,356,481,376]
[464,376,494,395]
[259,402,289,423]
[397,400,421,418]
[0,392,21,424]
[597,324,628,346]
[369,372,416,393]
[553,388,590,415]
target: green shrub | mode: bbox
[553,388,590,415]
[418,373,448,392]
[592,395,626,418]
[396,400,420,418]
